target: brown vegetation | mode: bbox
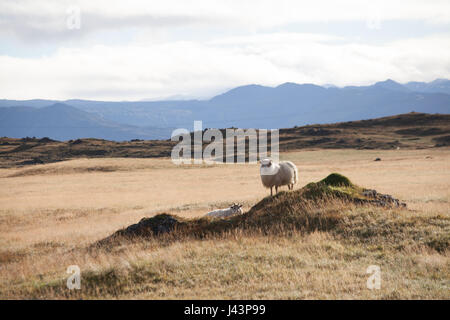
[0,147,448,299]
[1,112,449,168]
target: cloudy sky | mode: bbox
[1,0,449,100]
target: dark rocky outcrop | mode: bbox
[360,189,407,208]
[98,214,184,245]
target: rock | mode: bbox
[362,189,377,198]
[374,158,381,161]
[361,188,406,208]
[119,214,180,237]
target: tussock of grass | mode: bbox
[301,173,367,201]
[320,173,354,187]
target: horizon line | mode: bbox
[1,77,448,103]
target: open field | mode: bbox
[0,148,449,299]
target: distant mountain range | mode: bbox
[0,104,173,141]
[1,79,450,141]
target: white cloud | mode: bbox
[1,0,449,100]
[1,0,450,42]
[1,32,449,100]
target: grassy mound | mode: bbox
[299,173,372,202]
[301,173,406,208]
[98,173,407,246]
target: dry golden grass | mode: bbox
[0,148,449,299]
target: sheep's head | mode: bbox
[260,158,279,176]
[260,158,273,168]
[231,203,243,213]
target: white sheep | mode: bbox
[260,158,298,196]
[206,203,243,218]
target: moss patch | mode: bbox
[301,173,362,201]
[320,173,353,187]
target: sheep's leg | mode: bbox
[270,187,273,197]
[275,186,278,194]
